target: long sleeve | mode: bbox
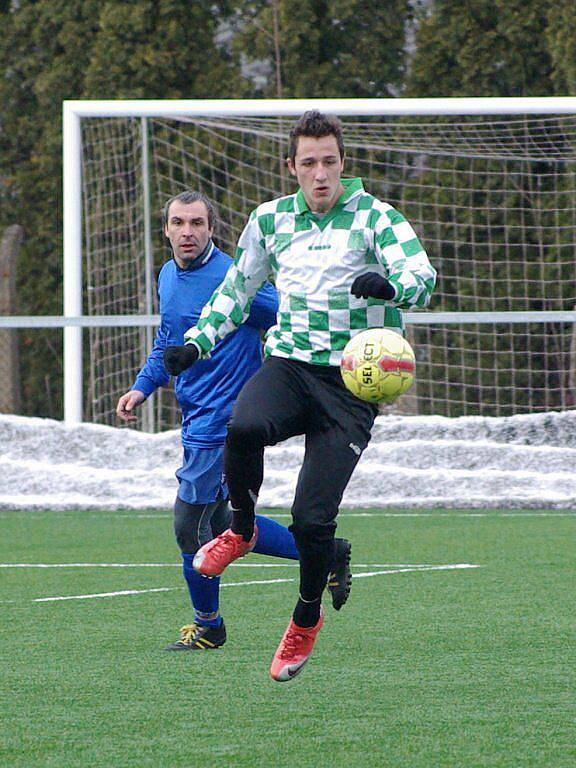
[184,211,272,354]
[245,281,278,332]
[374,206,436,310]
[132,317,171,397]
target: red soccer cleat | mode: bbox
[192,526,258,577]
[270,608,324,682]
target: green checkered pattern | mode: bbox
[185,178,436,366]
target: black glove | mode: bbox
[164,344,199,376]
[350,272,396,301]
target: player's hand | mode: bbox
[351,273,396,301]
[164,344,199,376]
[116,390,146,422]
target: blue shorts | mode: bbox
[175,445,228,505]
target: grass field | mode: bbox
[1,508,575,768]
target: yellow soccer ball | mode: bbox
[340,328,416,404]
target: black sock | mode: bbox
[293,596,322,628]
[293,534,334,625]
[225,444,262,541]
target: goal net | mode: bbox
[79,106,576,430]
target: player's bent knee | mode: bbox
[226,418,268,454]
[173,497,204,554]
[174,519,200,554]
[291,521,336,551]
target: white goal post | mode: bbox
[59,96,576,425]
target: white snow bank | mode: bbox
[1,411,576,510]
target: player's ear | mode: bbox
[286,157,296,177]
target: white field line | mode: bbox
[0,562,475,569]
[94,511,576,520]
[314,512,576,518]
[31,578,296,602]
[34,587,181,602]
[1,564,479,604]
[352,564,479,578]
[0,562,298,568]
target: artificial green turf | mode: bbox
[0,508,574,768]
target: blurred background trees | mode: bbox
[0,0,573,417]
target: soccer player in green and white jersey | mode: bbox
[164,110,436,682]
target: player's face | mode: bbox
[287,134,345,214]
[165,200,213,268]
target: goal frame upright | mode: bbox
[63,96,576,424]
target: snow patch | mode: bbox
[1,412,576,510]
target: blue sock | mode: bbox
[253,515,299,560]
[182,553,222,627]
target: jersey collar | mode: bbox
[295,178,365,227]
[173,239,216,271]
[295,177,364,215]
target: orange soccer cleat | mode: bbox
[269,608,324,682]
[192,526,258,577]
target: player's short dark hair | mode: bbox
[287,110,345,163]
[162,190,217,230]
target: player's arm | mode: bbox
[352,207,436,309]
[117,315,172,420]
[165,211,272,375]
[245,280,278,332]
[132,315,171,393]
[187,211,272,349]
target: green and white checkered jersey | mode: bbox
[185,178,436,366]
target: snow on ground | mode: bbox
[1,411,576,510]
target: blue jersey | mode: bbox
[133,243,278,448]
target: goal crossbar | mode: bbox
[5,312,576,329]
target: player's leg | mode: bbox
[164,496,227,650]
[175,497,227,626]
[253,515,299,560]
[225,356,307,539]
[193,357,307,576]
[289,429,366,625]
[169,495,299,649]
[210,493,300,561]
[165,446,228,651]
[270,369,377,681]
[270,429,372,680]
[290,372,377,628]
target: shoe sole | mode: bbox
[163,625,227,651]
[163,637,226,651]
[270,609,324,682]
[163,644,225,651]
[271,657,309,682]
[328,539,352,611]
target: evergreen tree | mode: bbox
[231,0,411,98]
[546,0,576,94]
[84,1,243,99]
[0,0,242,418]
[406,0,554,97]
[404,0,576,414]
[0,1,102,416]
[2,0,575,419]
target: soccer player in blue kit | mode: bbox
[116,191,352,651]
